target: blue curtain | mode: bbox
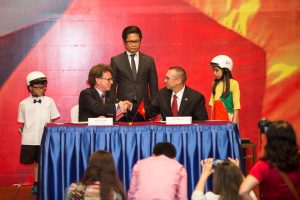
[39,123,241,200]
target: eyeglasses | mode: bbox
[101,77,113,82]
[165,77,177,81]
[125,40,141,44]
[31,86,46,90]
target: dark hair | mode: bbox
[27,80,47,92]
[87,64,112,86]
[211,67,233,98]
[169,66,187,83]
[213,160,243,200]
[263,120,299,172]
[81,150,125,200]
[30,78,47,86]
[122,25,142,42]
[153,142,176,158]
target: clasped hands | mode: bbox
[118,100,133,112]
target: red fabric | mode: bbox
[137,100,146,120]
[249,160,300,200]
[171,95,178,116]
[212,100,229,120]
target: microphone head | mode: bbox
[258,118,271,133]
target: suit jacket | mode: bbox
[147,86,208,121]
[78,87,116,122]
[110,52,159,106]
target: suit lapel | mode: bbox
[136,52,144,79]
[178,87,190,115]
[121,52,135,79]
[91,87,102,103]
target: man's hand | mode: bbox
[124,100,133,110]
[118,101,132,112]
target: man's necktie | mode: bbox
[33,99,41,104]
[100,92,106,104]
[171,95,178,116]
[130,54,137,80]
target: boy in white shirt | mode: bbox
[18,71,60,197]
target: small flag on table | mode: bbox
[115,105,124,121]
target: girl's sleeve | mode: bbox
[232,80,241,110]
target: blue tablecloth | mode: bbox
[39,122,242,200]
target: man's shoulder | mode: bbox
[184,86,204,97]
[111,52,126,60]
[80,87,94,95]
[159,87,172,94]
[139,52,154,59]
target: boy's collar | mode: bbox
[30,94,44,98]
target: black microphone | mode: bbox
[258,118,270,133]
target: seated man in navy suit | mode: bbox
[146,66,208,121]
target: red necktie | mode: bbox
[171,95,178,116]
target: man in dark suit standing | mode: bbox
[146,66,208,121]
[110,25,159,121]
[79,64,131,122]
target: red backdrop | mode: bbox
[0,0,299,185]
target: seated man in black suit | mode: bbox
[146,66,208,121]
[79,64,132,122]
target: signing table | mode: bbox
[39,121,242,200]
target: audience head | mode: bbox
[153,142,176,158]
[122,25,142,54]
[264,120,299,171]
[81,150,125,200]
[87,64,113,90]
[165,66,187,92]
[213,160,243,200]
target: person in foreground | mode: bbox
[18,71,60,197]
[66,150,125,200]
[239,120,300,200]
[79,64,132,121]
[209,55,240,123]
[191,158,257,200]
[110,25,158,121]
[128,142,188,200]
[146,66,208,121]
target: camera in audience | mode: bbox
[258,118,272,133]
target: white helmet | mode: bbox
[210,55,233,71]
[26,71,47,86]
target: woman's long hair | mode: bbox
[81,150,125,200]
[212,67,233,98]
[263,120,299,172]
[213,160,243,200]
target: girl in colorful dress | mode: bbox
[209,55,240,123]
